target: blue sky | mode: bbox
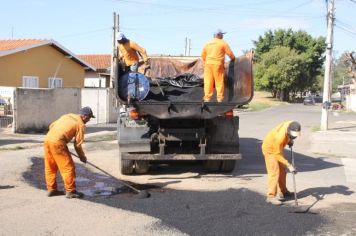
[1,0,355,57]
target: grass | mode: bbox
[241,91,288,111]
[0,146,25,151]
[311,126,321,132]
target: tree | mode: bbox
[333,51,356,91]
[254,46,305,100]
[253,29,326,100]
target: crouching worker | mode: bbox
[43,107,95,199]
[262,121,301,205]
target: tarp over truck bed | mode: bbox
[117,54,253,119]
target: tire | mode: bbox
[120,153,134,175]
[203,160,221,172]
[134,160,150,174]
[220,160,236,172]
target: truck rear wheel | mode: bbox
[134,160,149,174]
[203,160,221,172]
[120,153,134,175]
[220,160,236,172]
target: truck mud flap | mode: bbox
[121,153,242,161]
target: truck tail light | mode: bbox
[224,110,234,119]
[129,109,140,120]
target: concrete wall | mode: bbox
[0,45,85,88]
[14,88,81,133]
[81,88,118,124]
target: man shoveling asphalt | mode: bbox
[43,107,95,199]
[262,121,301,205]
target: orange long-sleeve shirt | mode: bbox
[118,40,148,66]
[45,114,85,157]
[261,121,293,166]
[201,38,235,66]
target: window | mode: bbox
[22,76,39,88]
[48,77,63,88]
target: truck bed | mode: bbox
[117,54,254,119]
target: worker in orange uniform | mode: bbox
[262,121,301,205]
[201,29,235,102]
[117,32,149,73]
[43,107,95,199]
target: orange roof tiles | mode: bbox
[78,54,111,70]
[0,39,47,51]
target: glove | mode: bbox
[288,140,294,148]
[79,155,87,163]
[287,164,297,174]
[144,64,151,70]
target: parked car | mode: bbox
[0,98,9,105]
[303,95,315,105]
[303,94,323,105]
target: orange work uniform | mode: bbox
[118,40,148,66]
[44,114,85,193]
[261,121,293,199]
[201,38,235,102]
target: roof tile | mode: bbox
[0,39,47,51]
[78,54,111,70]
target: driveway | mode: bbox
[0,104,355,235]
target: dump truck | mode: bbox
[115,53,253,174]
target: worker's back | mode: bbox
[45,114,84,144]
[262,121,292,154]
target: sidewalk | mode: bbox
[310,110,356,158]
[0,123,117,150]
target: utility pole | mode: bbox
[184,37,188,56]
[110,12,119,88]
[321,0,335,131]
[188,39,191,56]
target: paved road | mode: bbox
[0,104,356,235]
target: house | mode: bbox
[0,39,95,88]
[78,54,111,88]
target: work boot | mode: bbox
[66,191,84,199]
[266,197,282,206]
[277,191,294,201]
[47,190,65,197]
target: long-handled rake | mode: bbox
[70,152,150,199]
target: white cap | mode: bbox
[214,29,226,35]
[117,32,126,41]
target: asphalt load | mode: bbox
[23,156,328,236]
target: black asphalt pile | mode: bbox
[92,188,328,236]
[146,85,204,102]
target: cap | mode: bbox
[214,29,226,35]
[288,121,301,137]
[117,32,126,41]
[80,106,95,118]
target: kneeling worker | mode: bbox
[262,121,301,205]
[43,107,95,198]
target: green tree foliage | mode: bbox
[253,29,326,101]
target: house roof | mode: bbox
[0,39,96,71]
[78,54,111,71]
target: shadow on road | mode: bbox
[23,156,328,236]
[297,185,354,199]
[239,138,342,175]
[0,139,42,146]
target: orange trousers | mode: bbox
[203,63,225,102]
[44,141,76,192]
[263,151,288,198]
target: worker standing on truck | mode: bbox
[262,121,301,205]
[201,29,235,102]
[43,107,95,199]
[117,32,149,73]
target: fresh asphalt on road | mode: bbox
[1,103,356,235]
